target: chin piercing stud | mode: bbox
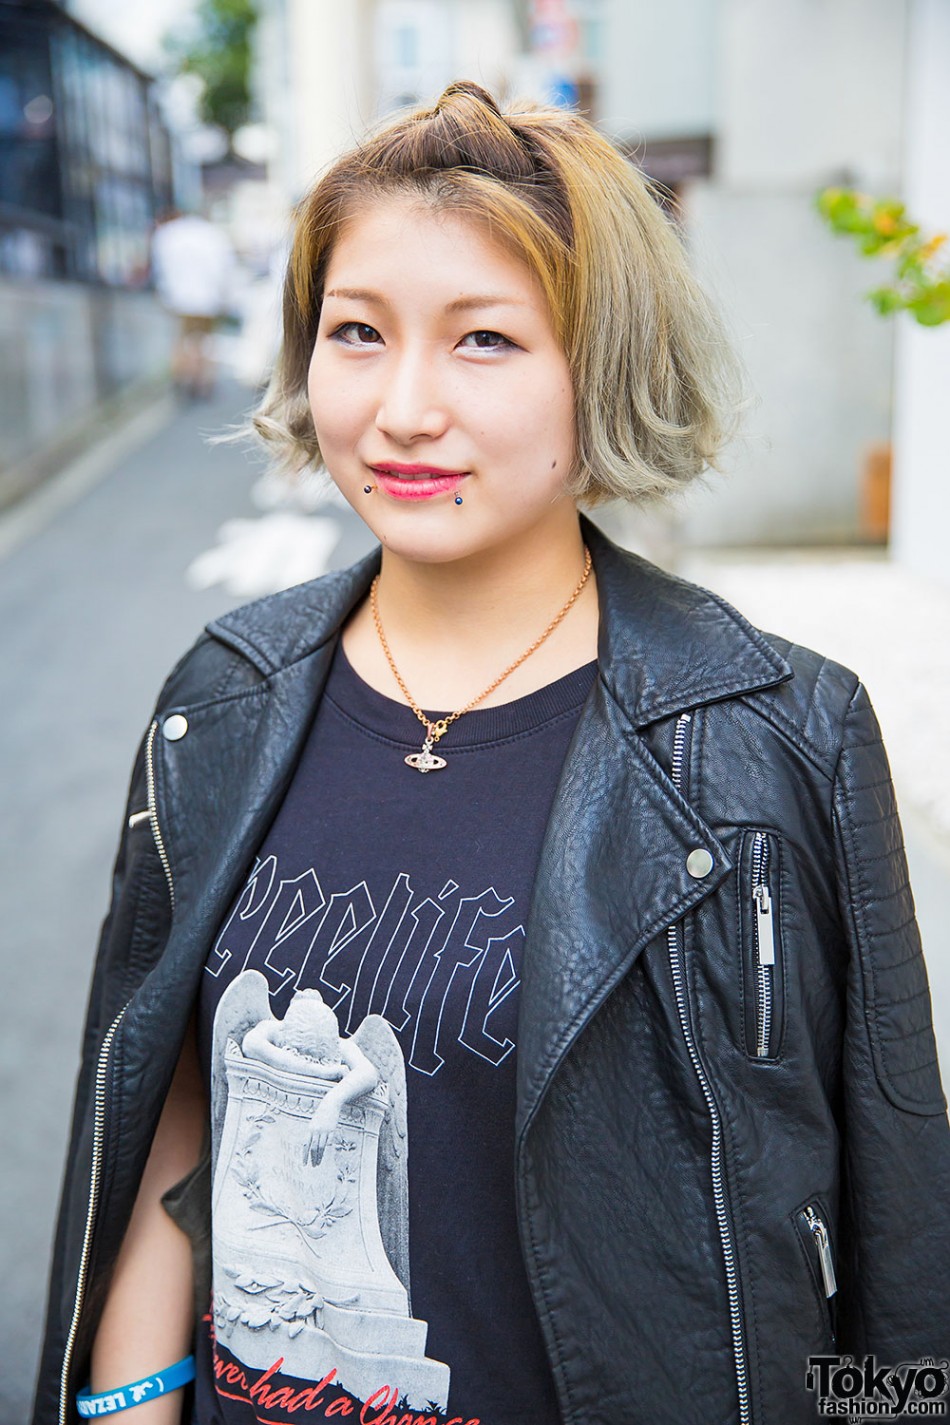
[363,485,373,494]
[454,495,463,505]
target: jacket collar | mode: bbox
[208,512,792,727]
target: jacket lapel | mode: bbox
[126,651,336,1059]
[580,514,791,730]
[515,677,731,1141]
[514,515,793,1138]
[130,549,384,1041]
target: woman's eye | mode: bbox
[459,330,515,350]
[331,322,382,345]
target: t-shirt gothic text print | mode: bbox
[196,641,596,1425]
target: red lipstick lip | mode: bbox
[370,463,468,478]
[373,471,469,501]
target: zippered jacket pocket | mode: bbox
[738,829,784,1060]
[792,1197,838,1347]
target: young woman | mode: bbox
[34,82,950,1425]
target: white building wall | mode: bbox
[450,0,522,102]
[255,0,298,207]
[677,183,894,546]
[374,0,454,113]
[257,0,376,203]
[718,0,905,191]
[287,0,376,193]
[259,0,521,207]
[663,0,906,547]
[598,0,909,546]
[598,0,716,142]
[890,0,950,589]
[375,0,520,117]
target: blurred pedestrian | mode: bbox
[151,207,236,400]
[34,82,950,1425]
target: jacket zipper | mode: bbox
[145,719,176,910]
[57,1006,127,1425]
[751,832,775,1058]
[802,1204,838,1299]
[668,711,751,1425]
[59,720,175,1423]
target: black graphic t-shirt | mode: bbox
[195,639,596,1425]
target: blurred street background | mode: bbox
[2,0,949,1415]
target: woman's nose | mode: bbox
[374,350,450,444]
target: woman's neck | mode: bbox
[342,514,599,710]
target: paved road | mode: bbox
[0,383,371,1419]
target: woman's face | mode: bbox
[308,194,579,565]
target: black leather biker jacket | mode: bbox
[33,515,950,1425]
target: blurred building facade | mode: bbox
[599,0,950,589]
[890,0,950,590]
[255,0,524,206]
[254,0,611,205]
[0,0,177,509]
[600,0,906,551]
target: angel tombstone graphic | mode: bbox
[210,970,450,1409]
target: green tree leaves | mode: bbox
[166,0,259,139]
[816,187,950,327]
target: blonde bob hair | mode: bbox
[252,80,744,507]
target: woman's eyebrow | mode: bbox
[324,287,527,313]
[324,287,386,304]
[445,293,528,313]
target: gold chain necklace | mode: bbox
[371,545,593,773]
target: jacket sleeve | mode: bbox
[832,679,950,1356]
[32,632,242,1425]
[31,727,168,1425]
[69,632,246,1057]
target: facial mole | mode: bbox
[551,459,557,469]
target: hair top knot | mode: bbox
[357,79,560,210]
[434,79,504,117]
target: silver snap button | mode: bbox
[686,847,714,879]
[162,713,188,742]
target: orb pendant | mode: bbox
[405,737,447,773]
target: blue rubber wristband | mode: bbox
[76,1354,195,1417]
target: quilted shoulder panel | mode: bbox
[833,681,947,1115]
